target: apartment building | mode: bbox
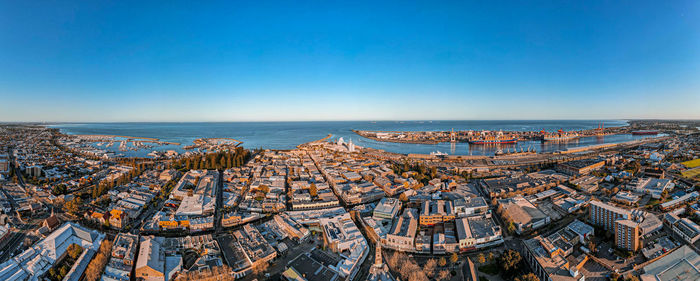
[419,200,455,226]
[614,219,641,251]
[589,200,631,231]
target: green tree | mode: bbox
[59,266,68,279]
[48,268,56,279]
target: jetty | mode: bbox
[298,133,333,148]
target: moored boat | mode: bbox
[468,130,518,144]
[541,129,580,142]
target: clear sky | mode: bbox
[1,1,699,122]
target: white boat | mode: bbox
[430,151,448,156]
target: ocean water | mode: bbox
[47,120,657,156]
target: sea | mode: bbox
[47,120,659,157]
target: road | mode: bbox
[214,169,224,234]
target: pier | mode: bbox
[298,133,333,148]
[74,134,181,145]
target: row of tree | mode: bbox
[83,239,113,281]
[171,147,251,171]
[495,203,518,234]
[91,166,145,199]
[175,265,238,281]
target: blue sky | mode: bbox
[1,1,699,122]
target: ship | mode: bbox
[430,151,448,156]
[495,146,536,156]
[468,131,517,144]
[631,130,659,135]
[541,129,580,142]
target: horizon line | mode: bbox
[2,118,634,124]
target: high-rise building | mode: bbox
[590,200,645,251]
[589,200,630,231]
[615,219,641,251]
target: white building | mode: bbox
[0,222,105,281]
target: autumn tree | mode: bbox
[477,253,486,264]
[499,249,522,274]
[65,197,82,214]
[424,259,437,278]
[309,183,318,197]
[508,221,517,234]
[437,270,451,281]
[67,243,83,259]
[438,257,447,267]
[515,273,540,281]
[450,252,459,265]
[83,239,113,281]
[252,261,269,276]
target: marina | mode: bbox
[46,120,664,158]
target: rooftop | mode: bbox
[641,245,700,281]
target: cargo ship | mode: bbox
[541,130,580,142]
[631,130,659,135]
[468,131,517,144]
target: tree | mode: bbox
[438,257,447,267]
[450,252,459,265]
[437,270,451,281]
[508,221,517,234]
[408,271,429,281]
[84,239,113,281]
[67,243,83,260]
[52,184,67,195]
[515,273,540,281]
[48,268,56,279]
[59,266,68,279]
[65,197,82,214]
[424,259,437,278]
[258,184,270,194]
[499,249,522,273]
[309,183,318,197]
[477,253,486,264]
[252,261,269,276]
[487,252,495,262]
[388,252,402,269]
